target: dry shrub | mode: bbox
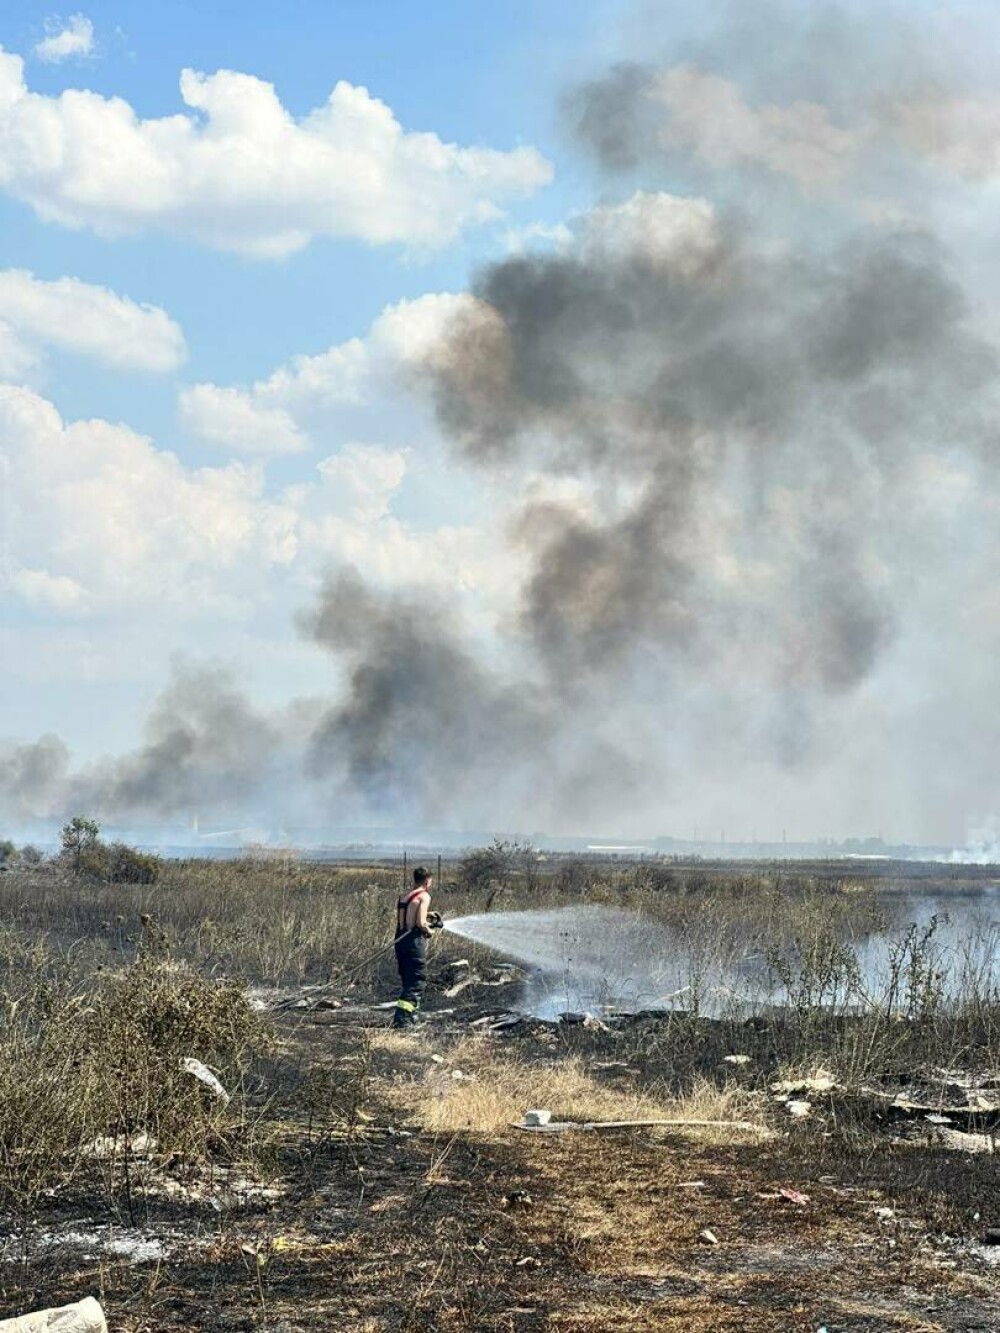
[0,948,265,1217]
[377,1032,767,1142]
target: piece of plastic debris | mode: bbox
[786,1100,812,1118]
[724,1054,752,1065]
[524,1109,552,1127]
[699,1228,719,1245]
[875,1206,895,1220]
[925,1113,953,1125]
[0,1296,107,1333]
[181,1057,230,1104]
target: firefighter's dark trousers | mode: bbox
[392,931,427,1028]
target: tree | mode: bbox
[0,839,15,867]
[459,837,537,907]
[61,817,101,875]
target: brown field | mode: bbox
[1,850,1000,1330]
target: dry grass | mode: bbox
[374,1030,769,1143]
[0,942,267,1222]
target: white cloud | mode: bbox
[0,50,552,257]
[1,383,519,622]
[178,384,306,456]
[503,220,574,254]
[0,320,40,380]
[314,443,408,522]
[181,292,476,454]
[651,65,862,188]
[0,384,298,615]
[34,15,94,64]
[0,269,186,373]
[579,191,723,278]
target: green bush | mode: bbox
[105,842,162,885]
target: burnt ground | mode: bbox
[6,1001,1000,1333]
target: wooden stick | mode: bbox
[513,1118,772,1136]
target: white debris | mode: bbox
[0,1295,107,1332]
[724,1054,752,1066]
[786,1100,812,1118]
[524,1109,552,1127]
[771,1068,837,1095]
[180,1058,230,1104]
[104,1236,166,1263]
[84,1132,156,1160]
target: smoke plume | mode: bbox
[5,3,1000,842]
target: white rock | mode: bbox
[524,1109,552,1126]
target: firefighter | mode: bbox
[392,866,442,1029]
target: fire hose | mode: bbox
[329,911,444,985]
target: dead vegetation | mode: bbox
[376,1029,769,1144]
[1,854,1000,1328]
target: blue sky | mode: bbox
[0,0,631,436]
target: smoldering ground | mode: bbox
[5,3,1000,841]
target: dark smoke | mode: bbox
[563,62,655,172]
[74,663,288,821]
[423,228,993,702]
[300,570,551,826]
[0,735,69,820]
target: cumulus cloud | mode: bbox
[180,292,476,453]
[0,384,298,615]
[34,14,94,64]
[0,51,552,257]
[0,269,186,373]
[178,384,306,456]
[1,381,515,623]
